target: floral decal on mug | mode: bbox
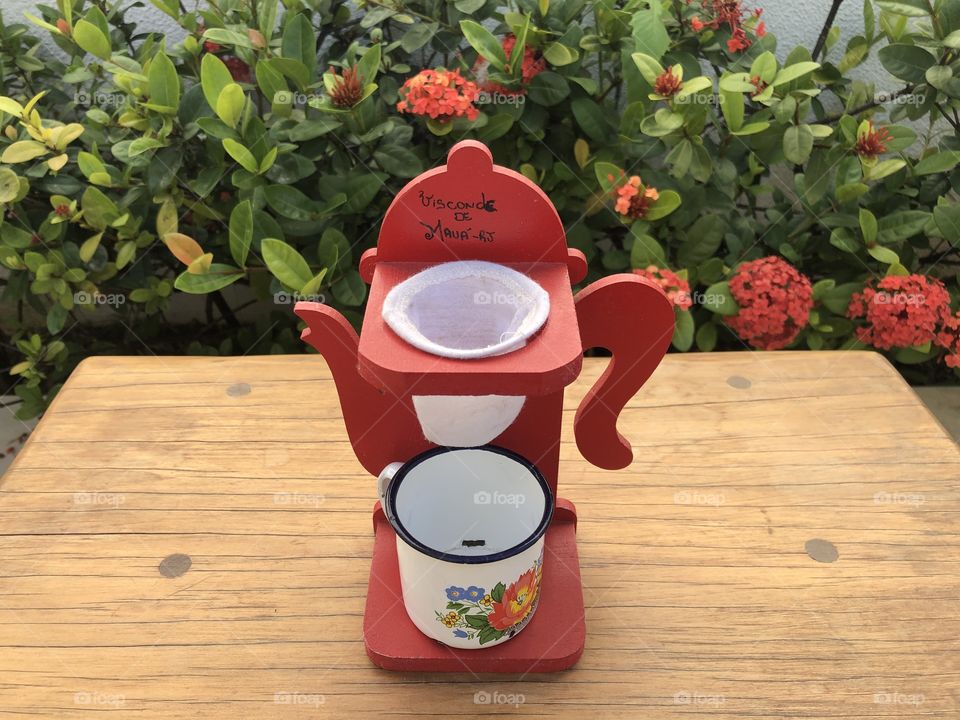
[436,554,543,644]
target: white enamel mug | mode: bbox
[378,446,553,649]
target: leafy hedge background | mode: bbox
[1,0,960,419]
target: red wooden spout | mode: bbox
[294,301,428,476]
[573,274,674,470]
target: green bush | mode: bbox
[2,0,960,418]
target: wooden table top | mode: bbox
[1,352,958,718]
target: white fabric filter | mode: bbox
[381,261,550,359]
[412,395,525,447]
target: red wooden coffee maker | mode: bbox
[295,140,673,672]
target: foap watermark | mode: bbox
[674,691,726,706]
[73,492,126,507]
[874,692,925,706]
[274,291,326,305]
[74,290,126,307]
[74,91,126,107]
[674,490,725,507]
[874,90,923,106]
[476,90,525,107]
[474,490,526,507]
[273,492,326,507]
[674,92,725,107]
[74,692,125,707]
[873,491,925,507]
[872,291,927,307]
[274,90,322,106]
[473,690,525,707]
[274,692,325,707]
[473,290,519,306]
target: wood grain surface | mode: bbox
[0,351,958,718]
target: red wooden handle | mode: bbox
[573,274,674,469]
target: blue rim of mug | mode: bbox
[383,445,554,565]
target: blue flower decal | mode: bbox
[452,629,469,638]
[464,586,485,601]
[445,586,467,601]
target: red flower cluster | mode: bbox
[725,256,813,350]
[936,313,960,368]
[855,121,891,160]
[612,175,660,219]
[474,35,546,96]
[847,275,952,350]
[690,1,766,53]
[396,69,480,122]
[634,265,693,309]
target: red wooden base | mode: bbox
[363,499,585,673]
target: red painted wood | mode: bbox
[364,499,584,673]
[573,274,674,470]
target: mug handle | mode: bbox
[573,274,673,470]
[377,462,405,517]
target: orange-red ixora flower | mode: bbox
[725,256,814,350]
[653,66,683,97]
[612,174,660,219]
[328,66,364,108]
[848,274,952,351]
[936,311,960,368]
[223,56,250,83]
[487,569,539,631]
[855,121,892,160]
[691,16,705,31]
[633,265,693,309]
[396,68,480,122]
[750,74,768,97]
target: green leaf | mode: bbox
[830,227,860,253]
[229,200,253,267]
[945,29,960,48]
[631,4,670,60]
[400,22,437,53]
[925,65,954,91]
[695,321,718,351]
[147,52,180,110]
[0,168,20,202]
[864,158,906,181]
[464,613,491,629]
[595,161,622,193]
[678,214,724,266]
[262,237,313,290]
[1,140,48,163]
[256,61,288,106]
[216,83,245,127]
[859,208,877,244]
[644,190,681,220]
[702,281,739,316]
[783,125,814,164]
[720,88,745,131]
[200,53,233,111]
[876,0,931,16]
[836,182,870,204]
[527,71,569,106]
[222,138,259,173]
[282,14,317,81]
[877,210,931,243]
[174,264,244,294]
[772,61,820,86]
[750,51,778,83]
[878,44,936,83]
[460,20,507,70]
[263,184,319,220]
[73,18,111,60]
[356,44,382,84]
[373,145,422,178]
[542,42,578,66]
[672,309,694,351]
[913,151,960,175]
[490,582,506,603]
[868,245,899,264]
[571,98,611,141]
[631,52,664,85]
[332,269,367,306]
